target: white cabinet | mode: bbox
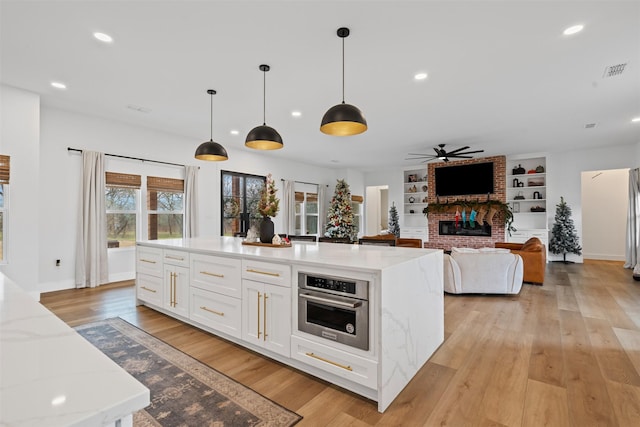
[506,156,548,239]
[242,280,291,357]
[136,246,163,305]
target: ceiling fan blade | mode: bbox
[453,149,485,155]
[448,155,473,158]
[445,146,470,155]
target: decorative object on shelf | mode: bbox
[408,196,415,203]
[513,178,522,187]
[320,27,367,136]
[408,174,417,182]
[406,143,484,163]
[514,191,525,200]
[195,89,229,161]
[530,206,546,212]
[527,169,537,174]
[422,196,428,203]
[533,191,542,199]
[513,202,520,213]
[324,178,357,242]
[527,178,544,187]
[388,202,400,237]
[422,185,428,192]
[410,209,415,214]
[424,199,515,234]
[549,196,582,263]
[535,165,545,173]
[245,65,283,150]
[512,164,526,175]
[258,173,279,243]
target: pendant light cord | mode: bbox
[210,93,213,140]
[263,69,267,126]
[342,36,345,104]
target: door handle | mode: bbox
[299,293,361,309]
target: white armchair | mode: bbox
[444,248,524,294]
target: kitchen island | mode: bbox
[136,236,443,412]
[0,273,149,427]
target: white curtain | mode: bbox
[282,180,296,235]
[184,165,199,238]
[624,168,640,269]
[318,184,328,236]
[75,151,108,288]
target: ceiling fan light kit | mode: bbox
[320,27,368,136]
[245,64,284,150]
[195,89,229,161]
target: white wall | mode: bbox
[581,169,629,261]
[0,85,40,297]
[38,106,340,292]
[546,143,638,263]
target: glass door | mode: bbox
[221,171,265,236]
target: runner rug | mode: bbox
[75,318,302,426]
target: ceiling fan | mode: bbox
[406,144,485,163]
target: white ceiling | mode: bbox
[1,1,639,170]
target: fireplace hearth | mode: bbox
[439,220,491,237]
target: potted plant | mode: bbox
[257,174,280,243]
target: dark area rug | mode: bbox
[75,318,302,426]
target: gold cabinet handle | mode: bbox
[173,272,177,307]
[140,259,156,264]
[165,255,185,261]
[140,286,157,293]
[257,292,262,339]
[263,294,268,341]
[246,268,280,277]
[200,306,224,316]
[305,353,353,371]
[200,271,224,278]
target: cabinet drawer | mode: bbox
[191,254,242,298]
[291,335,377,389]
[190,287,241,339]
[136,246,163,277]
[136,273,163,306]
[241,259,291,287]
[163,249,189,267]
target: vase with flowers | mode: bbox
[258,173,280,243]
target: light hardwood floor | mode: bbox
[41,260,640,426]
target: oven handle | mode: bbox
[299,293,362,309]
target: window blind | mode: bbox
[106,172,141,188]
[0,155,10,185]
[147,176,184,192]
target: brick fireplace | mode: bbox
[423,156,506,251]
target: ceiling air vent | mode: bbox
[603,63,627,78]
[585,123,596,129]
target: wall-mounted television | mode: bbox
[434,162,494,197]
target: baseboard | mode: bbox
[108,272,135,283]
[583,253,625,261]
[39,279,75,294]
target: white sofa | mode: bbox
[444,248,524,294]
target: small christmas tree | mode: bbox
[324,179,357,241]
[549,196,582,263]
[388,202,400,238]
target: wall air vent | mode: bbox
[603,63,627,78]
[585,123,596,129]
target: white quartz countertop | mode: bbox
[138,236,440,272]
[0,274,150,427]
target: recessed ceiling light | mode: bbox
[632,117,640,123]
[291,111,302,117]
[414,72,428,80]
[230,130,240,135]
[93,32,113,43]
[50,81,67,89]
[563,25,584,36]
[126,104,151,113]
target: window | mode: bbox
[148,176,184,240]
[351,195,363,236]
[105,172,140,248]
[0,155,9,262]
[295,190,319,235]
[221,171,265,236]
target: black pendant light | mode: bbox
[245,64,283,150]
[195,89,228,161]
[320,27,367,136]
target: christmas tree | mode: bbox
[388,202,400,238]
[549,196,582,263]
[324,179,357,241]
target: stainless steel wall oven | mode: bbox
[297,272,369,350]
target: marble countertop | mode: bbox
[0,274,149,427]
[138,236,441,272]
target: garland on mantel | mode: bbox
[423,199,515,234]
